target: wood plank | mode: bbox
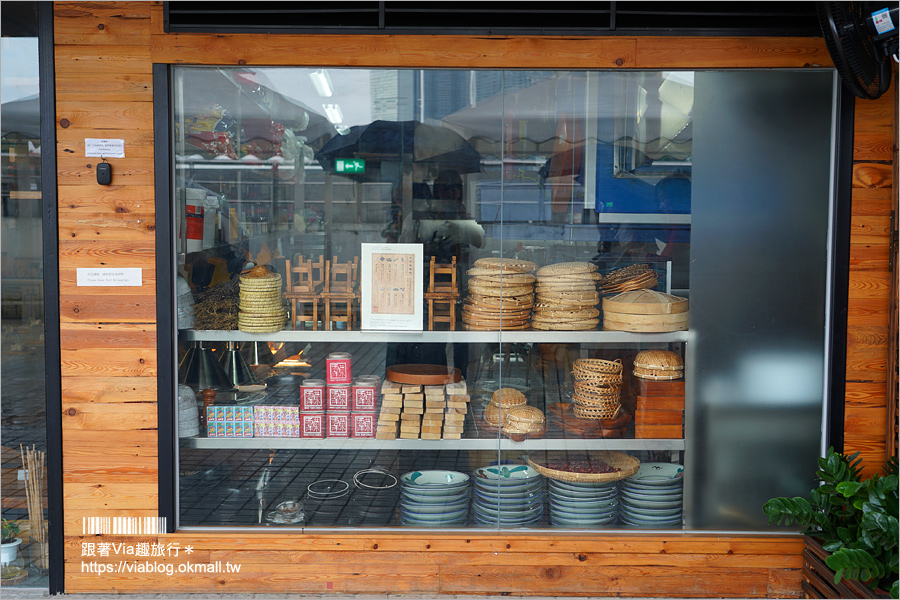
[844,380,889,407]
[152,34,636,69]
[54,71,153,102]
[60,323,156,349]
[63,453,159,483]
[62,376,158,403]
[59,295,157,323]
[57,158,155,186]
[61,348,157,377]
[62,402,158,430]
[851,186,895,216]
[844,405,887,434]
[58,239,156,269]
[847,271,892,299]
[64,429,158,455]
[848,243,890,271]
[439,564,772,597]
[64,482,159,510]
[58,213,158,241]
[844,343,888,382]
[58,184,156,207]
[852,162,893,189]
[850,215,892,244]
[845,324,889,348]
[54,45,152,75]
[635,37,831,68]
[847,297,892,327]
[853,88,897,161]
[768,568,804,598]
[57,101,154,131]
[54,1,152,46]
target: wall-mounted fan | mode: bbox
[818,2,899,99]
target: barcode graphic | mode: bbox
[82,517,167,535]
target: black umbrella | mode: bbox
[314,120,481,176]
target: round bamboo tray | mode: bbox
[525,450,640,483]
[602,312,689,332]
[633,349,684,370]
[602,289,689,315]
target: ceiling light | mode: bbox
[323,104,343,125]
[309,69,334,97]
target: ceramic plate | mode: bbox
[474,489,544,507]
[473,484,544,499]
[617,496,682,510]
[474,465,542,485]
[400,498,470,514]
[401,470,471,487]
[548,494,618,511]
[618,487,683,501]
[550,504,618,520]
[618,510,683,524]
[399,506,469,523]
[400,488,469,503]
[619,504,682,518]
[548,479,619,492]
[619,480,683,493]
[549,514,617,527]
[473,500,544,519]
[626,462,684,484]
[548,486,618,501]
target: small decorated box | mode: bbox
[206,406,254,437]
[253,405,300,438]
[351,413,376,438]
[327,385,351,411]
[300,412,325,438]
[326,411,350,437]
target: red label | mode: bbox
[185,205,204,240]
[326,359,352,384]
[352,386,377,411]
[301,413,324,438]
[327,413,350,437]
[352,413,375,437]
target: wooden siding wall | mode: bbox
[52,1,895,595]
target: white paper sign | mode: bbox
[76,268,142,287]
[84,138,125,158]
[361,243,423,331]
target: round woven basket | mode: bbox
[525,450,640,483]
[572,369,622,385]
[573,396,621,415]
[573,358,623,374]
[574,382,621,399]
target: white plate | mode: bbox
[473,465,542,484]
[550,514,617,527]
[400,489,469,503]
[400,498,470,514]
[617,496,682,510]
[619,504,682,518]
[399,506,469,522]
[401,470,471,487]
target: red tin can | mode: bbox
[300,412,325,438]
[326,412,350,438]
[352,377,378,412]
[326,352,352,385]
[300,378,326,411]
[351,413,376,438]
[327,384,351,411]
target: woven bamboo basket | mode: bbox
[525,450,640,482]
[572,369,622,385]
[574,381,621,397]
[573,402,621,420]
[573,358,623,374]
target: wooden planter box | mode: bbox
[802,537,891,599]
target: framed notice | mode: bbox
[361,243,423,331]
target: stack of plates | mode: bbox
[532,262,601,331]
[618,462,684,528]
[399,470,470,527]
[547,479,619,527]
[472,465,544,527]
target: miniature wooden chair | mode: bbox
[284,255,325,329]
[424,256,459,330]
[322,256,359,330]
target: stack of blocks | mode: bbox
[376,379,469,440]
[631,378,685,438]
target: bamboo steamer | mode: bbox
[602,289,689,332]
[602,289,688,314]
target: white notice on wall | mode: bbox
[84,138,125,158]
[76,268,142,287]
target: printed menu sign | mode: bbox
[360,243,423,330]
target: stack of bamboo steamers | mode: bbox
[532,262,602,330]
[571,358,623,420]
[462,258,537,330]
[238,266,286,333]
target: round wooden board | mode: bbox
[385,364,462,385]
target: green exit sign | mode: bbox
[335,159,365,174]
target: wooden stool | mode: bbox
[323,256,359,330]
[425,256,459,330]
[284,255,325,330]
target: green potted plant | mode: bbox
[763,447,898,599]
[1,518,22,570]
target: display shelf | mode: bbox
[180,329,691,345]
[181,436,685,451]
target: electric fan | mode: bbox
[818,2,899,99]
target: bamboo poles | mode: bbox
[19,444,46,570]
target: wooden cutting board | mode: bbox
[385,364,462,385]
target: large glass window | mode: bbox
[171,67,834,531]
[1,1,50,584]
